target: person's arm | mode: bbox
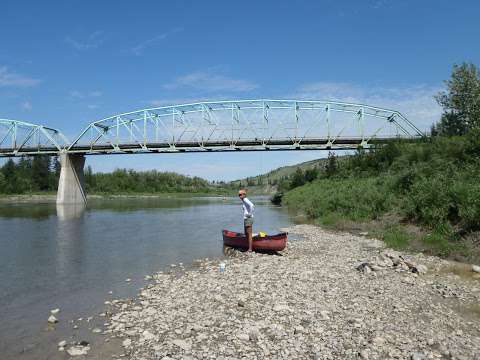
[244,198,254,217]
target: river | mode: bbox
[0,196,293,359]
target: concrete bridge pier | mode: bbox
[56,153,87,205]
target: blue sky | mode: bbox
[1,0,479,180]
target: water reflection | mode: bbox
[56,203,86,220]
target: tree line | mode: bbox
[0,156,59,194]
[0,158,218,195]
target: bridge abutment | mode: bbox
[56,153,87,205]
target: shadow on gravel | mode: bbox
[223,246,284,257]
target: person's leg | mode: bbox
[245,225,253,251]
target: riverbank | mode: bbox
[81,224,480,359]
[0,192,229,204]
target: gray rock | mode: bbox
[413,264,428,274]
[472,265,480,273]
[172,339,191,351]
[122,338,132,347]
[142,330,155,340]
[236,332,250,341]
[66,345,90,356]
[248,327,260,341]
[273,304,291,312]
[411,352,426,360]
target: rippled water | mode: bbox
[0,196,293,358]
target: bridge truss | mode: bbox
[0,119,69,156]
[0,100,425,157]
[68,100,424,154]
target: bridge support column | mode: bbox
[56,153,87,205]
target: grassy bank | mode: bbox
[283,133,480,262]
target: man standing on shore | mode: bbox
[238,189,255,252]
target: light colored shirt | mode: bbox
[242,197,255,219]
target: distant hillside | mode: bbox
[229,157,330,194]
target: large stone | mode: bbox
[472,265,480,273]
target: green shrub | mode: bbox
[375,226,411,250]
[284,177,394,222]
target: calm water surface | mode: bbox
[0,196,293,358]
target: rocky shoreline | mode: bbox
[72,225,480,359]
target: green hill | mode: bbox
[228,157,329,194]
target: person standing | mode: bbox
[238,189,255,252]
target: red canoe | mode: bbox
[222,230,288,251]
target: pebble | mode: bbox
[47,315,58,324]
[172,339,190,351]
[66,345,90,356]
[50,308,60,315]
[122,338,132,347]
[411,352,426,360]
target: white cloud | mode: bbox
[0,66,41,88]
[130,27,183,56]
[87,104,99,110]
[144,97,214,107]
[164,69,258,93]
[21,101,32,110]
[293,81,443,132]
[69,89,103,99]
[131,34,168,56]
[65,31,106,51]
[89,90,102,97]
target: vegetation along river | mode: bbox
[0,196,294,359]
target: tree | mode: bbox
[1,159,17,193]
[435,112,468,137]
[324,151,338,178]
[435,62,480,135]
[290,168,306,189]
[304,167,318,182]
[32,155,51,191]
[0,172,6,193]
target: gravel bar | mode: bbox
[102,224,480,360]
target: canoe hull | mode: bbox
[222,230,288,251]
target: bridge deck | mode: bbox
[0,137,422,156]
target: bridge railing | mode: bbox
[68,99,424,154]
[0,119,69,157]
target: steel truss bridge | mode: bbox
[1,99,424,157]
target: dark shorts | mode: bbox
[244,217,254,227]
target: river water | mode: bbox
[0,196,293,359]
